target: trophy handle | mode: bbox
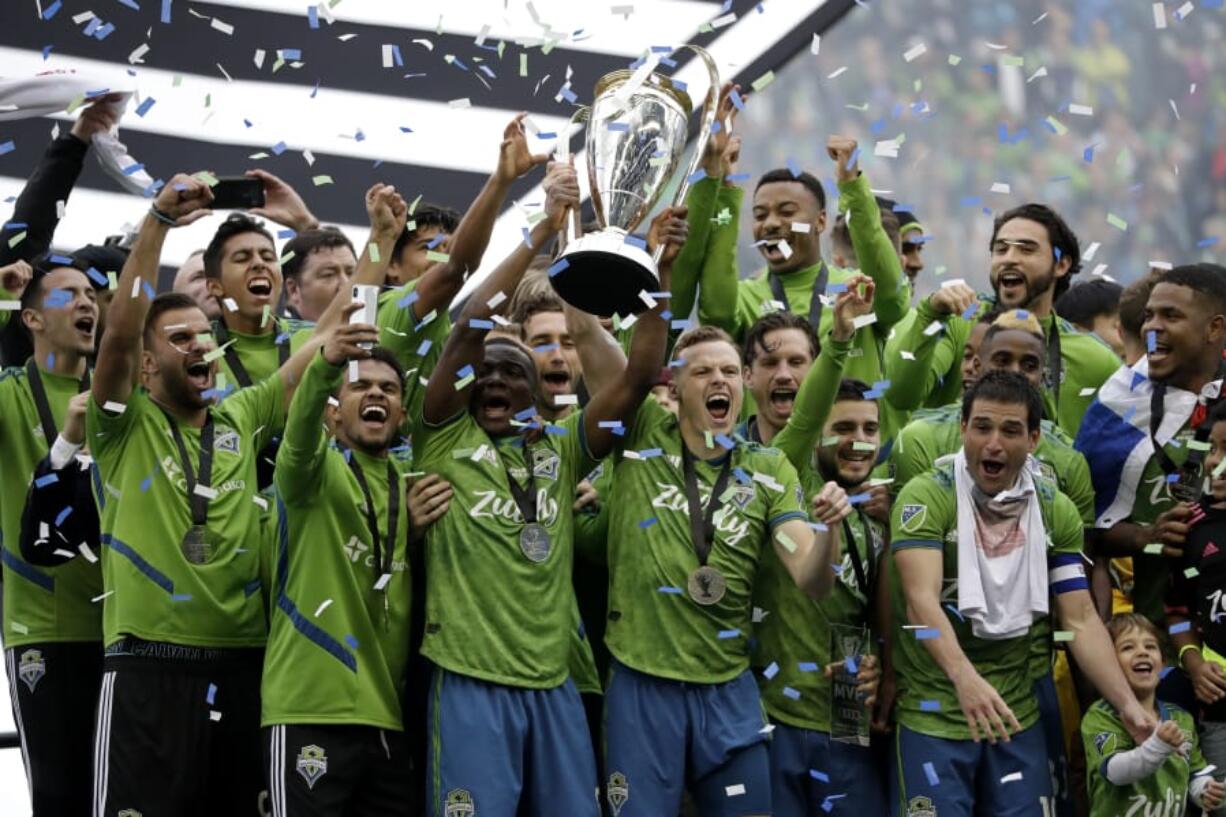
[652,44,721,266]
[555,107,590,255]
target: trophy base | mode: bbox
[550,231,660,318]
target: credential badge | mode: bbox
[18,649,45,693]
[295,744,327,790]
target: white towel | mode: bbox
[954,450,1049,640]
[0,72,154,196]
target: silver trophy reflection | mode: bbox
[550,46,720,317]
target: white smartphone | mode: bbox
[350,284,380,349]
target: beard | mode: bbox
[993,265,1055,310]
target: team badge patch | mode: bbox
[445,788,475,817]
[215,427,241,456]
[295,744,328,790]
[729,483,757,510]
[900,504,927,533]
[906,795,936,817]
[18,649,45,693]
[607,772,629,816]
[118,810,142,817]
[1094,731,1117,756]
[532,448,561,481]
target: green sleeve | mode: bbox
[765,454,808,527]
[229,369,286,445]
[890,474,950,549]
[275,351,341,504]
[1081,702,1126,778]
[695,185,744,337]
[1187,713,1209,775]
[840,173,909,329]
[558,410,599,485]
[1049,491,1086,557]
[891,420,939,497]
[669,178,720,321]
[884,299,954,413]
[0,289,15,329]
[86,387,141,459]
[1062,450,1096,527]
[574,465,611,567]
[771,337,850,472]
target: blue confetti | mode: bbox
[782,686,801,700]
[844,655,859,675]
[1169,621,1192,634]
[206,683,217,704]
[43,289,72,308]
[763,662,779,680]
[847,492,872,505]
[923,761,940,785]
[415,339,432,357]
[343,634,359,649]
[809,769,830,783]
[282,48,302,60]
[43,0,63,18]
[717,629,741,640]
[35,473,59,489]
[0,141,15,157]
[798,661,819,672]
[469,318,494,330]
[1198,237,1219,249]
[729,88,745,110]
[456,364,474,379]
[638,517,657,528]
[915,627,941,640]
[658,586,682,594]
[171,593,192,602]
[1146,330,1157,353]
[547,258,570,278]
[607,122,630,132]
[786,158,802,178]
[271,141,288,156]
[919,700,941,712]
[307,5,319,28]
[55,505,73,526]
[687,168,708,185]
[160,0,171,23]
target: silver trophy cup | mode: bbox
[551,46,720,317]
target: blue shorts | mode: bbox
[890,723,1052,817]
[1033,672,1071,817]
[603,660,770,817]
[427,668,598,817]
[768,723,884,816]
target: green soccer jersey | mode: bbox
[572,460,613,694]
[753,508,882,731]
[884,300,1119,436]
[1083,699,1207,817]
[0,365,103,647]
[87,377,283,648]
[889,461,1084,740]
[416,410,595,688]
[376,281,451,426]
[261,353,412,729]
[604,398,810,684]
[891,403,1096,526]
[214,316,312,390]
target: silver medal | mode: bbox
[687,565,727,605]
[519,523,552,563]
[181,524,217,565]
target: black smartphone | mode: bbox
[210,177,266,210]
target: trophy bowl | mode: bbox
[550,48,719,317]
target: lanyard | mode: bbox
[841,511,875,602]
[501,444,539,525]
[681,447,734,565]
[211,319,290,388]
[159,407,215,527]
[768,262,830,330]
[1043,318,1063,414]
[345,452,399,582]
[1149,381,1216,481]
[26,360,90,441]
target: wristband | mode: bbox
[1179,643,1202,667]
[148,205,178,227]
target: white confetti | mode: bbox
[990,182,1011,194]
[314,599,333,617]
[1154,3,1168,28]
[827,66,848,79]
[810,34,821,55]
[210,17,234,35]
[1083,241,1101,262]
[554,394,579,406]
[725,784,746,797]
[1067,103,1093,116]
[852,314,878,329]
[791,222,811,234]
[903,43,927,62]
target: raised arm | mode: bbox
[278,303,376,414]
[771,275,871,470]
[582,207,687,458]
[422,161,575,425]
[671,82,741,321]
[829,135,908,329]
[564,304,626,398]
[883,283,978,413]
[773,481,847,599]
[695,181,743,336]
[92,173,214,408]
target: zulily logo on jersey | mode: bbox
[649,482,751,546]
[1120,790,1188,817]
[468,489,560,526]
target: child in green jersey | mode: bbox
[1082,614,1225,816]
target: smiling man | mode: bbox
[884,204,1120,435]
[281,228,357,323]
[513,290,582,419]
[0,259,102,816]
[86,173,345,815]
[890,370,1152,817]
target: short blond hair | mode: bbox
[672,324,737,364]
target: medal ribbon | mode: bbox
[1149,381,1217,497]
[841,511,876,603]
[159,407,215,527]
[768,262,829,330]
[1043,319,1062,415]
[503,444,539,526]
[344,452,400,585]
[26,359,91,442]
[211,319,290,388]
[681,447,734,566]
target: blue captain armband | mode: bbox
[1048,552,1089,595]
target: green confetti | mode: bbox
[1053,631,1075,642]
[852,441,876,451]
[65,94,86,114]
[820,436,841,447]
[520,53,528,77]
[775,529,798,553]
[193,171,220,187]
[1214,457,1226,478]
[203,340,235,363]
[1002,55,1024,67]
[497,40,506,59]
[7,230,26,248]
[751,70,775,93]
[279,250,296,266]
[1185,567,1200,579]
[1045,115,1067,136]
[1143,543,1164,555]
[1186,440,1211,452]
[948,54,962,66]
[408,194,422,214]
[367,242,381,263]
[173,74,183,87]
[426,250,450,263]
[312,175,334,186]
[454,373,474,390]
[107,271,118,290]
[1106,213,1129,232]
[704,430,714,448]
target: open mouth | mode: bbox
[768,387,796,415]
[997,271,1025,293]
[360,403,389,425]
[186,360,213,390]
[542,371,571,391]
[1148,342,1170,363]
[481,394,511,421]
[980,460,1005,480]
[246,276,274,299]
[839,447,874,465]
[705,393,732,423]
[74,315,96,335]
[1130,659,1154,678]
[758,239,786,262]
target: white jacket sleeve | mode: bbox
[1102,734,1176,785]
